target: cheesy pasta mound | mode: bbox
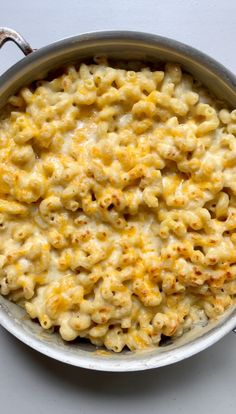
[0,60,236,352]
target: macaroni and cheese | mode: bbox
[0,60,236,352]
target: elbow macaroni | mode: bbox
[0,60,236,352]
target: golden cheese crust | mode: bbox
[0,60,236,352]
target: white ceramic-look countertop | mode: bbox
[0,1,236,413]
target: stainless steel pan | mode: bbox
[0,28,236,371]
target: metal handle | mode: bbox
[233,328,236,334]
[0,27,33,56]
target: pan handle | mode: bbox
[0,27,33,56]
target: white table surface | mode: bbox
[0,1,236,413]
